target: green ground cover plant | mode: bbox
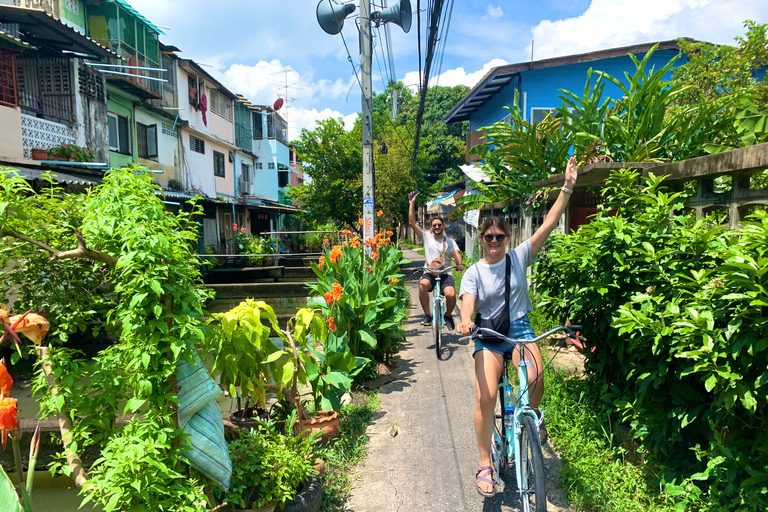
[318,391,379,512]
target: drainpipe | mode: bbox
[232,149,237,229]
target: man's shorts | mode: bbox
[420,272,455,294]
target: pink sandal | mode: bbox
[475,465,496,497]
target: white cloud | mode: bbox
[290,108,358,138]
[529,0,768,60]
[486,4,504,20]
[401,58,509,90]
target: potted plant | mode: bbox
[47,143,96,162]
[30,148,48,161]
[215,415,322,512]
[207,300,309,427]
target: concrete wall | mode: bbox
[58,0,86,33]
[135,108,180,187]
[0,106,24,161]
[73,64,109,163]
[180,128,214,197]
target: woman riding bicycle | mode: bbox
[456,155,577,497]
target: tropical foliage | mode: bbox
[534,170,768,510]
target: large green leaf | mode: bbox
[0,466,23,512]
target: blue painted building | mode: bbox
[445,39,694,163]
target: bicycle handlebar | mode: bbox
[458,325,586,345]
[414,265,457,275]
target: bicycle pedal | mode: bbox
[494,478,505,494]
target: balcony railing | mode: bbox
[21,113,76,159]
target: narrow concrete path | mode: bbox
[345,249,571,512]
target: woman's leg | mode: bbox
[474,349,504,494]
[511,342,545,409]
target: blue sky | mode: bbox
[127,0,768,137]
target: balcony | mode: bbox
[20,113,76,159]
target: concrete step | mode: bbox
[206,281,313,300]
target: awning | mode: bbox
[459,164,491,183]
[110,0,165,35]
[0,5,117,60]
[5,165,100,186]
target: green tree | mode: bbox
[289,117,362,227]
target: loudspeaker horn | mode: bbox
[372,0,412,33]
[316,0,356,35]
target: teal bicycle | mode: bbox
[416,265,455,359]
[460,324,584,511]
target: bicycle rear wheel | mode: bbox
[519,414,546,512]
[433,299,442,359]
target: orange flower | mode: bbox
[357,218,363,225]
[389,277,399,284]
[327,316,337,332]
[332,283,343,301]
[325,291,334,304]
[371,249,380,263]
[350,238,362,249]
[0,395,18,449]
[341,229,353,237]
[386,230,393,236]
[0,360,11,395]
[330,246,343,264]
[232,223,238,231]
[318,256,326,270]
[377,210,383,217]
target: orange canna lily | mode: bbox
[327,316,337,332]
[325,291,334,305]
[357,218,363,225]
[0,359,11,395]
[330,246,343,264]
[377,210,383,217]
[0,395,18,449]
[318,256,326,270]
[6,312,49,345]
[389,277,399,284]
[332,283,343,301]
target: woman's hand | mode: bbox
[456,321,474,336]
[564,155,578,189]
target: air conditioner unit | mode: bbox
[238,177,251,195]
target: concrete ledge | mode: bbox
[206,281,312,299]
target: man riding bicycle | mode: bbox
[408,191,464,330]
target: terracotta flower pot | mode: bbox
[294,410,340,446]
[31,148,48,161]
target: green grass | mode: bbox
[318,391,380,512]
[542,369,678,512]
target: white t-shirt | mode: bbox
[459,239,535,323]
[422,231,458,267]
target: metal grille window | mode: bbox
[190,134,205,154]
[278,170,289,188]
[78,64,105,103]
[210,90,232,121]
[16,57,74,123]
[241,163,251,182]
[268,162,275,170]
[256,162,263,170]
[108,113,131,153]
[253,111,263,139]
[0,49,17,107]
[213,150,225,178]
[137,123,158,159]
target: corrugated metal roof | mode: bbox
[110,0,165,35]
[5,165,100,186]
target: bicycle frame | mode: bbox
[416,266,455,360]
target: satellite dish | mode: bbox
[373,0,412,33]
[316,0,356,35]
[273,98,284,111]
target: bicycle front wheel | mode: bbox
[519,414,546,512]
[491,389,508,484]
[434,300,442,359]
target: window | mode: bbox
[278,170,289,188]
[137,123,158,159]
[210,89,232,121]
[0,49,17,107]
[253,111,263,139]
[213,150,225,177]
[190,135,205,154]
[108,113,131,153]
[256,162,263,170]
[241,163,252,182]
[268,162,275,170]
[530,108,557,124]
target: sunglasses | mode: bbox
[431,223,443,228]
[482,234,507,242]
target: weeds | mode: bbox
[318,391,380,512]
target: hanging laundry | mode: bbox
[200,93,208,126]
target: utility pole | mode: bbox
[360,0,375,242]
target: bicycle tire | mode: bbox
[491,388,508,482]
[434,299,442,359]
[519,414,546,512]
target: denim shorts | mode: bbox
[473,314,536,357]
